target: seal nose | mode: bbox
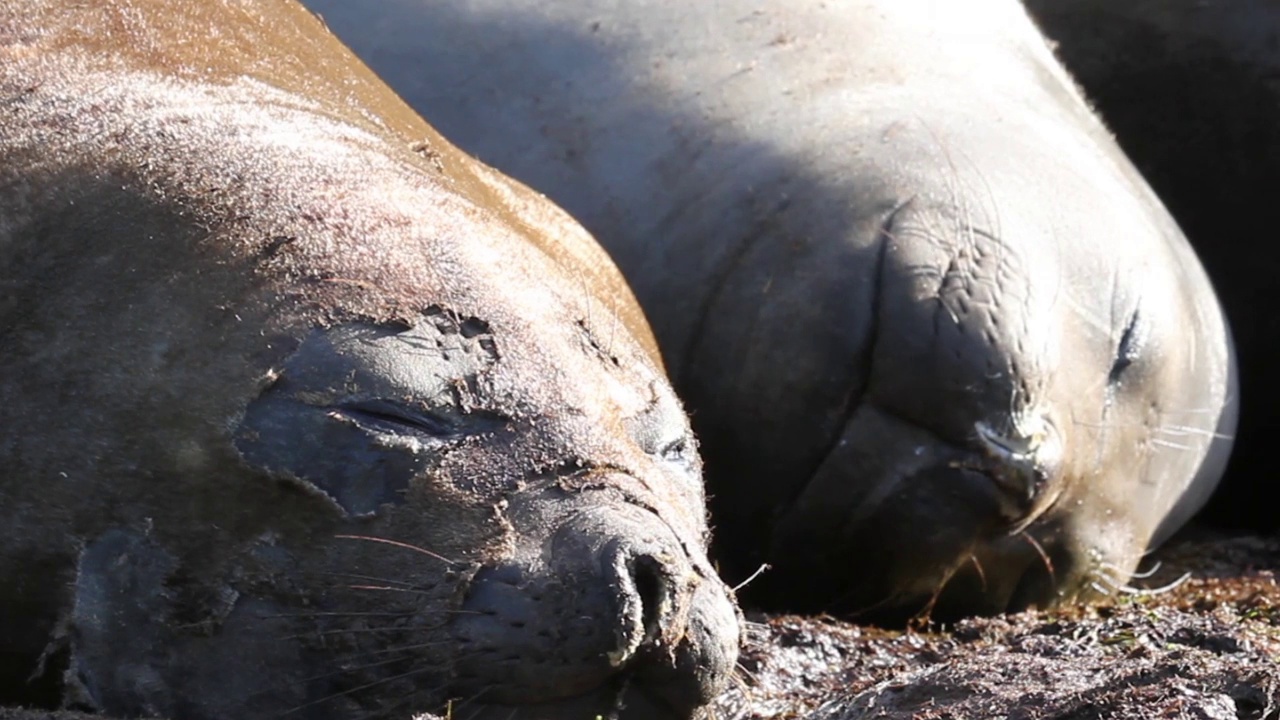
[604,541,740,711]
[449,503,739,715]
[972,415,1063,529]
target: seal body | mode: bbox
[0,2,739,718]
[301,0,1237,618]
[1023,0,1278,532]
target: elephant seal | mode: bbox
[300,0,1238,619]
[0,1,739,718]
[1022,0,1279,532]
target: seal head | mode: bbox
[0,1,738,717]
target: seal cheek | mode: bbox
[63,529,180,715]
[62,530,306,720]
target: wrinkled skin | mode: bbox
[1022,0,1280,534]
[0,2,739,718]
[300,0,1238,620]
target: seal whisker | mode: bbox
[739,620,770,646]
[1099,570,1192,596]
[307,570,429,590]
[448,685,495,719]
[277,620,461,642]
[1070,417,1233,443]
[237,658,448,706]
[912,591,940,626]
[738,622,770,652]
[1099,560,1161,579]
[1154,423,1234,441]
[967,553,989,592]
[605,295,620,362]
[262,610,419,619]
[334,534,458,565]
[915,555,972,625]
[826,583,904,620]
[1156,405,1230,416]
[293,652,416,686]
[347,675,445,720]
[729,563,770,594]
[1150,437,1193,452]
[1018,530,1056,588]
[278,663,445,717]
[344,695,415,720]
[1088,565,1131,595]
[345,640,452,659]
[344,583,441,598]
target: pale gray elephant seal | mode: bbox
[0,1,739,718]
[301,0,1238,620]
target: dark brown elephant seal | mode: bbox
[1022,0,1279,533]
[0,1,739,718]
[301,0,1238,620]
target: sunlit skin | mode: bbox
[0,2,739,718]
[302,0,1236,621]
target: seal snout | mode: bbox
[972,414,1065,530]
[449,501,739,717]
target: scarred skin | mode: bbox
[300,0,1238,619]
[0,1,739,718]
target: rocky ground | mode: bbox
[3,528,1275,720]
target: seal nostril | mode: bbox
[626,569,741,715]
[631,556,667,642]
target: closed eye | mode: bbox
[660,435,690,463]
[1108,309,1145,385]
[329,399,461,439]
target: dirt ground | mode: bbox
[714,527,1280,719]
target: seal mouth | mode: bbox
[829,410,1067,542]
[756,399,1082,619]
